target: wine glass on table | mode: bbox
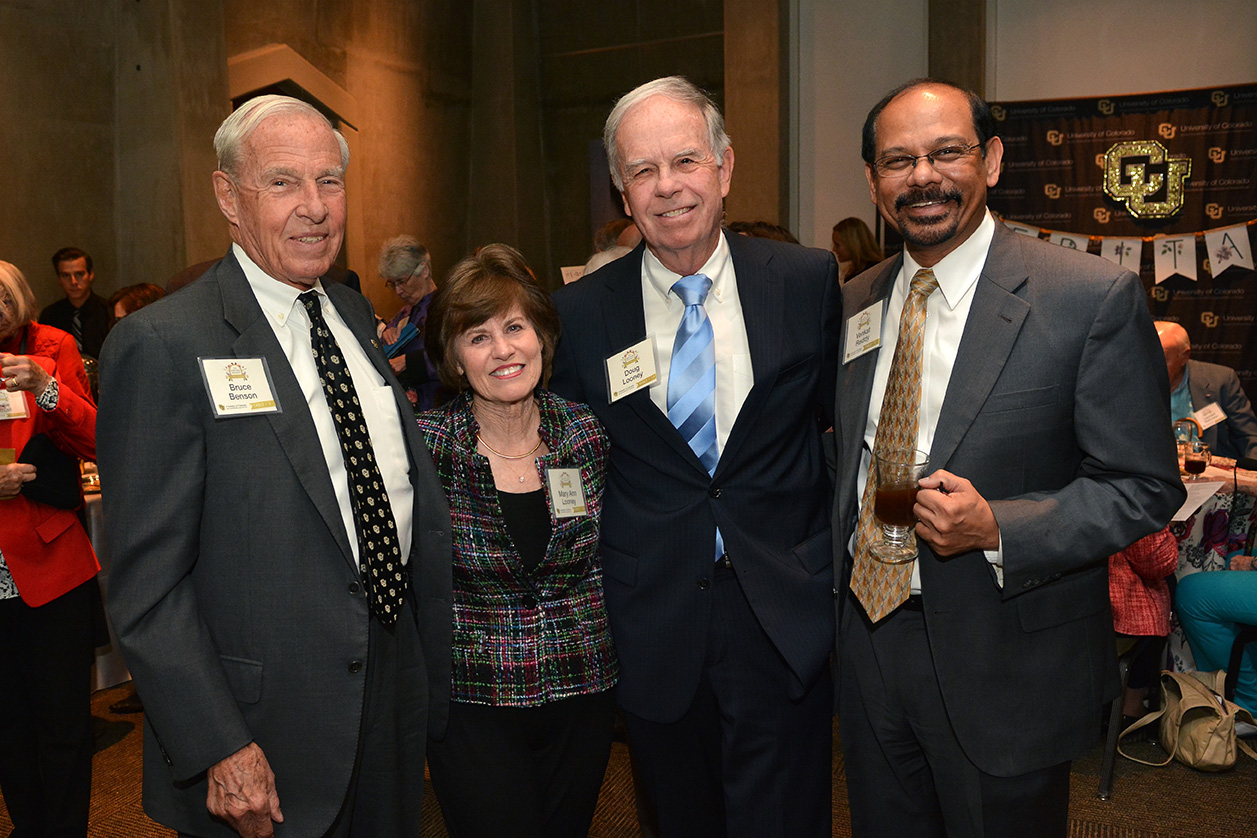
[1183,441,1211,478]
[870,448,930,564]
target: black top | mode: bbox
[497,488,552,574]
[39,293,112,360]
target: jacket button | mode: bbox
[348,660,363,673]
[348,582,360,595]
[697,578,710,590]
[709,487,722,498]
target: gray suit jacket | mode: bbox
[1187,358,1257,460]
[833,221,1184,776]
[97,251,452,836]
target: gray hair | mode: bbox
[603,76,731,191]
[214,94,350,179]
[377,235,430,280]
[0,261,39,333]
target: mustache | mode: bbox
[895,187,963,211]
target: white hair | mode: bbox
[213,94,350,179]
[603,76,731,191]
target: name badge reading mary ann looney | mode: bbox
[199,358,281,418]
[546,468,588,518]
[605,337,659,403]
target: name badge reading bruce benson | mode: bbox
[843,300,884,364]
[199,357,282,418]
[605,337,659,403]
[546,468,589,518]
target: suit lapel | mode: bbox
[217,256,357,568]
[929,225,1030,470]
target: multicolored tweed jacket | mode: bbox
[417,389,618,706]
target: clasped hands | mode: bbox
[206,742,284,838]
[911,469,1000,556]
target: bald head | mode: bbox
[1155,321,1190,389]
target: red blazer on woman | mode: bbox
[1108,526,1177,637]
[0,323,99,607]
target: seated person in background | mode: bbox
[831,216,884,283]
[1177,558,1257,719]
[583,217,642,276]
[1156,320,1257,460]
[107,283,165,323]
[378,234,440,411]
[418,243,617,837]
[1108,527,1178,725]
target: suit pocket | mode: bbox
[220,655,264,704]
[983,385,1058,414]
[1017,569,1109,632]
[35,508,77,544]
[791,528,834,575]
[774,355,815,386]
[600,544,638,587]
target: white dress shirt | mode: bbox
[641,232,754,454]
[857,211,1000,591]
[236,244,415,567]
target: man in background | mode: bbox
[41,246,110,359]
[1156,320,1257,460]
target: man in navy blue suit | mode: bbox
[550,76,839,837]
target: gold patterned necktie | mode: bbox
[299,291,406,625]
[850,268,940,623]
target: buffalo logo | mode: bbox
[1103,140,1192,219]
[224,362,248,381]
[621,349,640,369]
[1158,123,1177,140]
[1150,286,1169,303]
[1206,203,1224,220]
[1201,312,1219,329]
[990,105,1006,121]
[1044,184,1062,199]
[1046,130,1065,146]
[858,311,871,332]
[1093,208,1111,224]
[1209,147,1226,163]
[1212,90,1230,107]
[1097,99,1115,116]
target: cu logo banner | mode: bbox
[1103,140,1192,219]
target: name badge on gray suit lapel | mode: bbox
[843,300,884,365]
[199,357,282,418]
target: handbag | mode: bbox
[18,432,84,510]
[1118,669,1257,771]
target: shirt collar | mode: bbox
[642,231,733,307]
[233,242,326,328]
[901,210,996,310]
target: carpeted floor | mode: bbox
[2,683,1255,836]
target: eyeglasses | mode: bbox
[384,263,429,290]
[873,142,985,177]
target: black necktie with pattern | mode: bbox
[298,291,405,625]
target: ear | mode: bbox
[983,137,1004,188]
[620,190,632,218]
[718,146,735,198]
[865,164,877,205]
[213,171,240,226]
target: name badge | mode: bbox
[844,300,884,364]
[199,357,282,418]
[546,468,588,518]
[0,389,30,421]
[605,337,659,403]
[1195,402,1226,432]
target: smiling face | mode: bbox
[213,112,346,289]
[615,95,734,276]
[866,84,1002,267]
[56,257,94,307]
[454,305,543,408]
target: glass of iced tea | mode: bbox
[1183,441,1211,477]
[871,448,930,564]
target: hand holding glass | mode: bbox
[871,449,930,564]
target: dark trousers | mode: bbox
[0,580,95,838]
[426,690,615,838]
[623,565,833,838]
[839,594,1070,838]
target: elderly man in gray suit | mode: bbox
[831,79,1184,837]
[97,96,451,838]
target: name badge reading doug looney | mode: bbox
[199,358,281,418]
[843,300,884,364]
[546,468,588,518]
[605,337,659,403]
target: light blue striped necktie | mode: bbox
[668,273,718,472]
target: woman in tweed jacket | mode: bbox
[417,244,617,837]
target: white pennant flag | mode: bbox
[1098,237,1143,271]
[1153,235,1198,284]
[1203,224,1254,276]
[1047,231,1090,251]
[1004,222,1040,238]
